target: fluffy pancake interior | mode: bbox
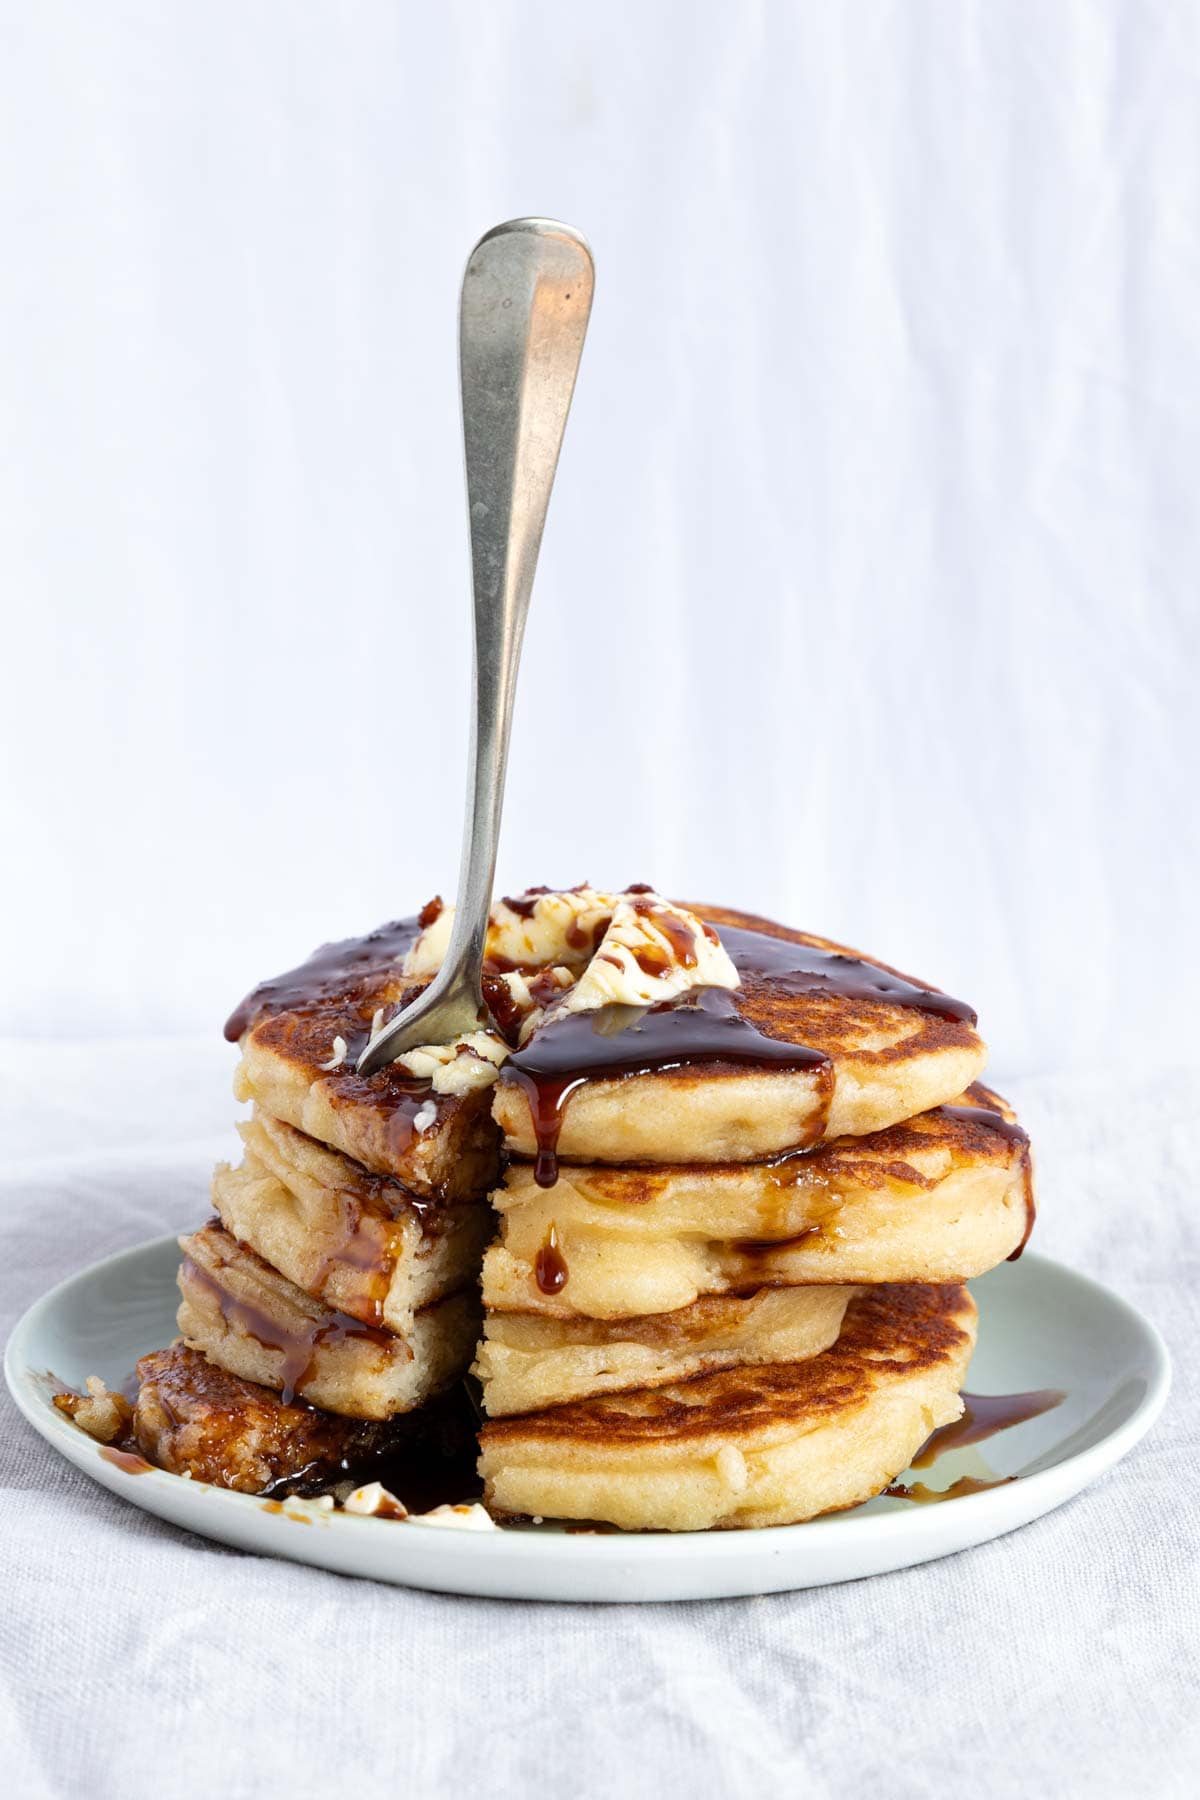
[176,1222,479,1421]
[475,1285,858,1416]
[235,1017,501,1201]
[211,1110,493,1334]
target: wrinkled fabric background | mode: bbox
[1,3,1196,1795]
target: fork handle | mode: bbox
[443,218,595,990]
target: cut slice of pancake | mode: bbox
[176,1222,479,1420]
[493,905,987,1169]
[479,1284,977,1531]
[484,1087,1032,1317]
[475,1285,858,1417]
[211,1110,493,1334]
[131,1343,469,1496]
[235,1021,500,1203]
[226,913,501,1202]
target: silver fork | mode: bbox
[357,218,594,1076]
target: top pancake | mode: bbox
[226,900,986,1180]
[493,903,987,1166]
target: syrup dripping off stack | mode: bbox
[474,898,1036,1531]
[59,888,1034,1527]
[80,915,503,1499]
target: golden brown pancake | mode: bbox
[227,903,983,1182]
[479,1284,977,1530]
[226,914,501,1201]
[474,1285,858,1416]
[130,1344,437,1495]
[234,1025,499,1203]
[211,1110,494,1333]
[176,1222,480,1421]
[494,905,987,1167]
[484,1087,1031,1317]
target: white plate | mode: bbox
[5,1238,1169,1603]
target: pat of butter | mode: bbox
[552,895,738,1017]
[384,887,739,1081]
[404,887,619,978]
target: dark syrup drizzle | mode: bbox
[298,1160,438,1327]
[534,1224,569,1295]
[308,1222,396,1329]
[884,1475,1017,1504]
[502,988,833,1188]
[718,925,977,1024]
[500,921,976,1189]
[884,1388,1065,1504]
[940,1100,1036,1260]
[100,1446,153,1475]
[911,1387,1064,1467]
[182,1253,393,1406]
[223,915,423,1042]
[253,1382,482,1508]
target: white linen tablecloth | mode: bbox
[1,1040,1195,1799]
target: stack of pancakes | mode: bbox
[142,918,501,1493]
[100,892,1032,1526]
[475,903,1033,1531]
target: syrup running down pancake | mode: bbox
[493,905,987,1175]
[483,1085,1033,1318]
[211,1111,494,1335]
[176,1222,480,1421]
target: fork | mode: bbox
[357,218,594,1076]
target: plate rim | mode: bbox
[4,1234,1172,1574]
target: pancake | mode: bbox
[176,1222,480,1421]
[474,1285,858,1416]
[226,902,984,1182]
[478,1283,977,1530]
[234,1024,500,1202]
[493,905,987,1169]
[130,1344,449,1496]
[483,1087,1032,1317]
[226,914,501,1201]
[211,1110,493,1334]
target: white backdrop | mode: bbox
[1,0,1196,1082]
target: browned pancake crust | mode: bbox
[685,903,980,1072]
[132,1344,411,1495]
[238,1009,500,1198]
[572,1082,1025,1199]
[249,1009,426,1123]
[250,1009,493,1153]
[225,916,423,1042]
[235,902,980,1100]
[226,913,501,1199]
[480,1284,972,1447]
